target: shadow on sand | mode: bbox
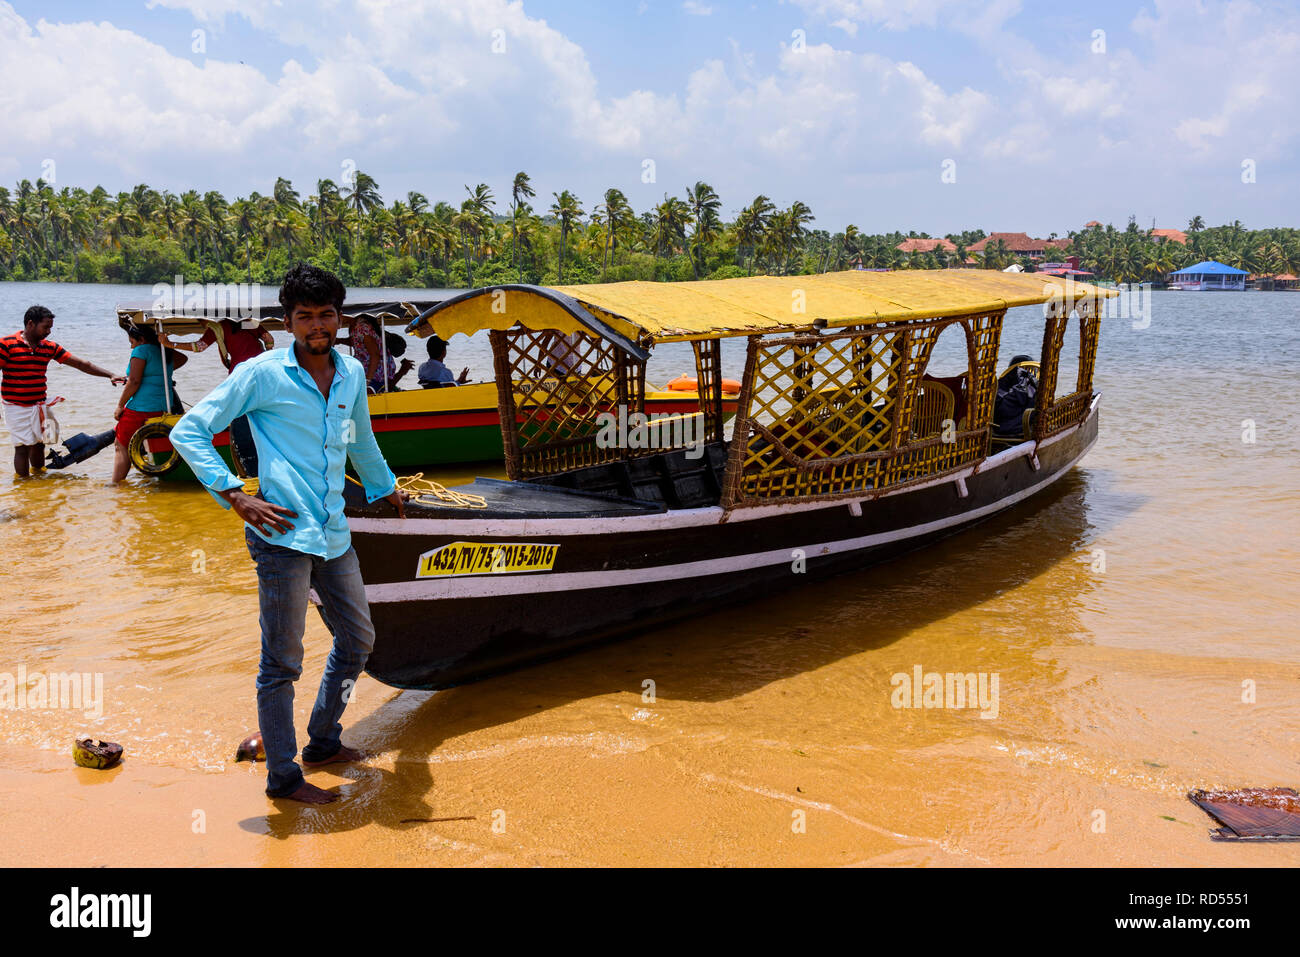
[247,467,1145,837]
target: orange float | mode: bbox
[665,374,742,394]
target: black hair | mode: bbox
[126,324,160,347]
[426,335,448,361]
[278,262,345,319]
[24,305,54,326]
[1008,354,1033,367]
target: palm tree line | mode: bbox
[1,174,1296,286]
[1070,218,1300,283]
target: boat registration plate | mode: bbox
[416,541,560,578]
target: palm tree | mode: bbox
[204,190,229,266]
[549,190,584,283]
[273,177,301,211]
[341,171,381,255]
[229,199,259,279]
[313,178,340,250]
[595,187,632,279]
[511,172,535,281]
[452,203,482,286]
[104,196,141,276]
[178,191,212,279]
[513,210,541,279]
[983,238,1012,270]
[734,195,773,274]
[685,181,721,279]
[833,223,860,271]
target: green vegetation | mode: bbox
[1,175,1297,286]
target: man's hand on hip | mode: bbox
[221,488,298,535]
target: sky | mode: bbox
[2,0,1297,236]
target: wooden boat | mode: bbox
[341,273,1115,690]
[113,300,736,480]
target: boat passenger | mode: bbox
[542,330,585,376]
[112,324,187,484]
[167,262,409,805]
[0,305,126,477]
[162,318,273,369]
[993,354,1038,439]
[417,336,470,388]
[346,315,413,393]
[162,319,274,478]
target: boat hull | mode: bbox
[346,398,1101,690]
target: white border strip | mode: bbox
[365,425,1096,604]
[352,396,1099,539]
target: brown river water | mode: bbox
[1,282,1297,866]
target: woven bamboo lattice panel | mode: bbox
[491,327,646,479]
[722,312,1004,507]
[1034,300,1101,441]
[691,337,726,446]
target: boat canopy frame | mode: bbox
[397,272,1116,506]
[115,300,436,336]
[116,300,437,405]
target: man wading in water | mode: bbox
[171,264,407,804]
[0,305,126,477]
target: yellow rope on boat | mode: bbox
[398,472,489,509]
[346,472,488,509]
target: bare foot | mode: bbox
[276,780,339,804]
[302,744,366,769]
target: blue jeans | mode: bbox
[244,528,376,796]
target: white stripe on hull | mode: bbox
[364,426,1096,604]
[351,394,1100,539]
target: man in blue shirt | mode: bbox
[417,335,470,388]
[171,263,407,804]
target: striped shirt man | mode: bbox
[2,305,125,476]
[0,330,70,406]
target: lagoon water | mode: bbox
[1,281,1297,865]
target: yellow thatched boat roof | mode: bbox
[410,270,1117,352]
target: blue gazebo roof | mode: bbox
[1170,260,1248,276]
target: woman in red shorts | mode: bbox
[111,324,187,483]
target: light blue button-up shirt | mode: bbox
[170,344,397,559]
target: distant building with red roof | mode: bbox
[896,238,957,254]
[1150,228,1187,245]
[1084,220,1102,228]
[967,232,1071,260]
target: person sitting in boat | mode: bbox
[343,315,414,393]
[112,323,187,484]
[162,319,274,478]
[993,354,1038,440]
[541,330,586,377]
[417,336,470,388]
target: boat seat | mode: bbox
[922,373,968,425]
[991,408,1036,449]
[998,360,1040,383]
[528,441,730,509]
[911,379,956,439]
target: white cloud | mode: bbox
[682,0,712,14]
[2,0,1298,232]
[789,0,1021,33]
